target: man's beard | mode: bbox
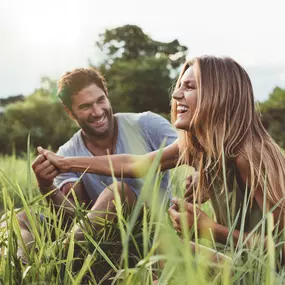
[76,109,114,139]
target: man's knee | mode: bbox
[0,213,8,228]
[16,211,31,229]
[93,182,137,213]
[106,182,136,205]
[1,209,30,229]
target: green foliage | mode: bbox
[0,95,25,106]
[0,79,78,154]
[102,56,174,114]
[260,87,285,148]
[1,154,285,284]
[0,154,38,211]
[97,25,187,69]
[94,24,188,114]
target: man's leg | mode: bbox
[73,181,136,241]
[0,210,35,262]
[0,208,70,262]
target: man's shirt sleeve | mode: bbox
[143,111,177,150]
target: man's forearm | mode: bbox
[63,154,146,177]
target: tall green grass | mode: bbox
[0,153,38,212]
[1,152,285,284]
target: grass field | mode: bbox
[0,152,285,285]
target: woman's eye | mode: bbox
[186,86,193,91]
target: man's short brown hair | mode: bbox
[57,68,108,109]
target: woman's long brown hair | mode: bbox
[171,56,285,210]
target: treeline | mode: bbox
[0,25,284,154]
[259,87,285,148]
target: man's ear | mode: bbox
[63,105,75,120]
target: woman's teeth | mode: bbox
[177,106,188,113]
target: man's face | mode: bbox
[70,84,113,137]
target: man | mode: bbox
[32,67,177,241]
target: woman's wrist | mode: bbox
[209,222,218,235]
[199,219,217,237]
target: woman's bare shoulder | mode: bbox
[235,154,251,182]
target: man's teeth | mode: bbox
[97,115,105,122]
[177,106,188,112]
[91,115,105,123]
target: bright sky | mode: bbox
[1,0,285,101]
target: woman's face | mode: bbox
[172,66,198,131]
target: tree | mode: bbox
[260,87,285,148]
[102,56,174,114]
[0,95,25,106]
[93,25,188,114]
[0,78,78,154]
[97,25,187,69]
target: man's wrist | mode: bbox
[60,157,70,172]
[48,187,59,198]
[38,183,57,196]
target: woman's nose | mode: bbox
[172,88,184,100]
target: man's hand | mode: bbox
[168,198,215,234]
[184,172,209,203]
[32,154,59,192]
[37,146,68,172]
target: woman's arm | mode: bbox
[236,154,285,229]
[169,198,244,245]
[209,154,285,245]
[169,151,285,247]
[38,140,180,178]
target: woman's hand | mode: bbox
[184,172,209,203]
[37,146,69,172]
[168,198,215,234]
[184,172,199,203]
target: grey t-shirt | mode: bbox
[54,112,177,200]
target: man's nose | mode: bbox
[91,104,103,117]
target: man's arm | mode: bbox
[32,155,91,217]
[38,140,180,178]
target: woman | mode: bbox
[40,56,285,249]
